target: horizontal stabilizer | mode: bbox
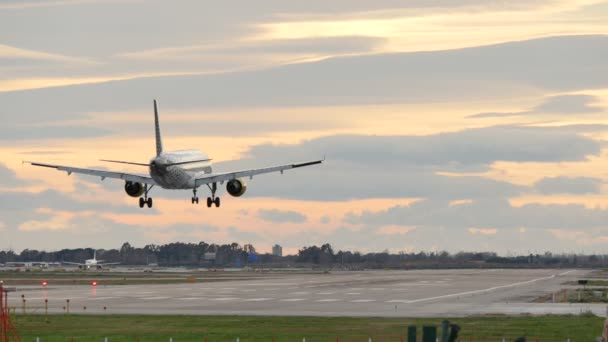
[163,158,212,167]
[100,159,150,166]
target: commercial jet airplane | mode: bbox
[63,250,119,270]
[26,100,323,208]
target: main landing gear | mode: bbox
[139,184,154,209]
[191,183,220,208]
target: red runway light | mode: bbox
[91,281,97,286]
[41,281,48,287]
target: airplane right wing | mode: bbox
[25,161,157,185]
[195,159,323,187]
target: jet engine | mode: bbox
[124,181,145,197]
[226,179,247,197]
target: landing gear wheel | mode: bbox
[139,197,145,208]
[147,197,153,208]
[214,197,220,208]
[207,197,212,208]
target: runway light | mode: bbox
[41,281,48,287]
[91,281,98,286]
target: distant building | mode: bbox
[204,252,216,261]
[272,244,283,257]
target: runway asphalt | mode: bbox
[6,269,607,317]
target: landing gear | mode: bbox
[139,184,154,209]
[191,189,199,204]
[203,182,220,208]
[191,183,220,207]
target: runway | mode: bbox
[6,269,606,317]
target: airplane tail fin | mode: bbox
[154,100,163,156]
[93,250,97,261]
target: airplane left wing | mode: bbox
[25,162,157,185]
[195,159,323,187]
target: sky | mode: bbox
[2,0,608,255]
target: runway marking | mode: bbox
[345,292,361,295]
[370,288,385,291]
[559,270,575,276]
[263,288,278,291]
[316,299,340,302]
[210,297,239,301]
[290,292,310,295]
[351,299,376,303]
[244,298,273,302]
[242,289,257,292]
[139,296,169,300]
[280,298,306,302]
[176,297,205,300]
[404,274,558,304]
[317,292,335,295]
[386,299,409,303]
[89,297,117,300]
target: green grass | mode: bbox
[11,314,605,341]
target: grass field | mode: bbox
[12,314,605,341]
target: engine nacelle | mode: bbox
[124,181,145,197]
[226,178,247,197]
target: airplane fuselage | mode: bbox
[150,150,212,189]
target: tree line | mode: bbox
[0,242,606,268]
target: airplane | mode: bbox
[63,250,119,270]
[26,100,323,208]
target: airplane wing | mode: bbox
[195,159,323,187]
[97,262,121,266]
[61,262,84,266]
[25,162,157,185]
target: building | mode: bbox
[272,244,283,257]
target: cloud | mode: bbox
[534,176,603,195]
[0,125,111,142]
[3,35,608,125]
[469,94,604,118]
[208,125,598,201]
[0,163,27,187]
[345,198,608,231]
[258,209,308,223]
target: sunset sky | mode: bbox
[2,0,608,255]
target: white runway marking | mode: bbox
[316,299,340,302]
[244,298,273,302]
[89,297,117,300]
[345,292,361,295]
[210,297,239,301]
[405,274,558,304]
[176,297,204,300]
[290,292,310,295]
[139,296,169,300]
[351,299,376,303]
[280,298,306,302]
[242,289,257,292]
[386,299,409,303]
[317,292,335,295]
